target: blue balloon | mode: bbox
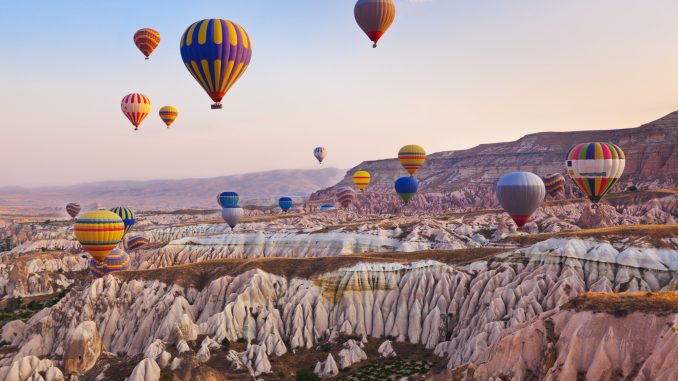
[218,192,239,208]
[395,177,419,204]
[279,197,293,212]
[320,204,335,212]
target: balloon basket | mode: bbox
[211,103,223,110]
[145,57,149,60]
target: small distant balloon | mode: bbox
[566,142,625,208]
[278,197,293,212]
[159,106,178,128]
[133,28,160,60]
[354,0,396,48]
[335,188,355,209]
[314,147,327,164]
[320,204,335,212]
[217,192,240,208]
[496,172,545,228]
[74,210,125,262]
[352,171,371,191]
[221,206,244,229]
[126,236,150,251]
[395,176,418,204]
[89,248,130,278]
[66,203,81,219]
[542,173,566,197]
[398,145,426,177]
[121,93,151,131]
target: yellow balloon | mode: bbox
[398,145,426,177]
[74,210,125,262]
[352,171,371,191]
[159,106,178,128]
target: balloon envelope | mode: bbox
[566,142,625,206]
[221,207,244,229]
[354,0,396,48]
[89,248,130,277]
[121,93,151,130]
[335,188,355,208]
[66,203,81,219]
[314,147,327,164]
[352,171,371,191]
[126,236,150,251]
[496,172,545,227]
[217,192,239,208]
[180,19,253,109]
[542,173,566,196]
[109,207,136,236]
[133,28,160,59]
[159,106,178,127]
[320,204,335,212]
[74,210,125,262]
[278,197,293,212]
[398,145,426,177]
[395,176,418,204]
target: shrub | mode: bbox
[26,300,43,310]
[626,185,638,192]
[236,337,247,344]
[4,297,22,312]
[221,338,230,348]
[320,343,331,352]
[296,369,320,381]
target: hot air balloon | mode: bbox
[217,192,240,208]
[352,171,371,191]
[159,106,178,128]
[221,206,244,229]
[566,142,625,208]
[121,93,151,130]
[133,28,160,60]
[496,172,545,228]
[354,0,396,48]
[110,207,136,236]
[89,248,130,277]
[314,147,327,164]
[395,176,418,204]
[74,210,125,262]
[320,204,335,212]
[180,19,253,109]
[398,145,426,177]
[66,203,81,219]
[542,173,566,197]
[336,188,355,209]
[279,197,293,212]
[126,236,150,251]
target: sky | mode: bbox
[2,0,678,187]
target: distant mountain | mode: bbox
[312,111,678,202]
[0,168,345,211]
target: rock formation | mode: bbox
[314,353,339,378]
[63,321,102,374]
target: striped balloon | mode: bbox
[217,192,240,208]
[278,197,293,212]
[566,142,625,207]
[109,207,136,236]
[395,176,418,204]
[121,93,151,130]
[314,147,327,164]
[180,19,253,109]
[352,171,371,191]
[542,173,566,197]
[354,0,396,48]
[66,203,81,219]
[398,145,426,177]
[159,106,178,127]
[335,188,355,209]
[89,248,130,278]
[74,210,125,262]
[126,236,150,251]
[133,28,160,59]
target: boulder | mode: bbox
[63,321,102,374]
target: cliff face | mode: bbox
[312,111,678,204]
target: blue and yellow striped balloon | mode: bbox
[89,248,130,278]
[110,207,136,236]
[74,210,125,262]
[180,19,253,109]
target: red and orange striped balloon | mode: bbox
[133,28,160,60]
[121,93,151,131]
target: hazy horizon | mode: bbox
[3,0,678,187]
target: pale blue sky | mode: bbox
[2,1,678,186]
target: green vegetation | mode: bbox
[221,337,230,348]
[296,368,321,381]
[336,359,432,381]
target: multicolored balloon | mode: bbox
[314,147,327,164]
[126,236,150,251]
[89,248,130,278]
[496,172,545,228]
[109,207,136,236]
[395,176,418,204]
[217,192,240,208]
[352,171,371,191]
[159,106,178,128]
[221,206,244,229]
[398,145,426,177]
[279,197,293,212]
[354,0,396,48]
[566,142,625,208]
[74,210,125,262]
[542,173,566,197]
[336,188,355,209]
[180,19,253,109]
[320,204,335,212]
[121,93,151,130]
[66,203,81,219]
[133,28,160,60]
